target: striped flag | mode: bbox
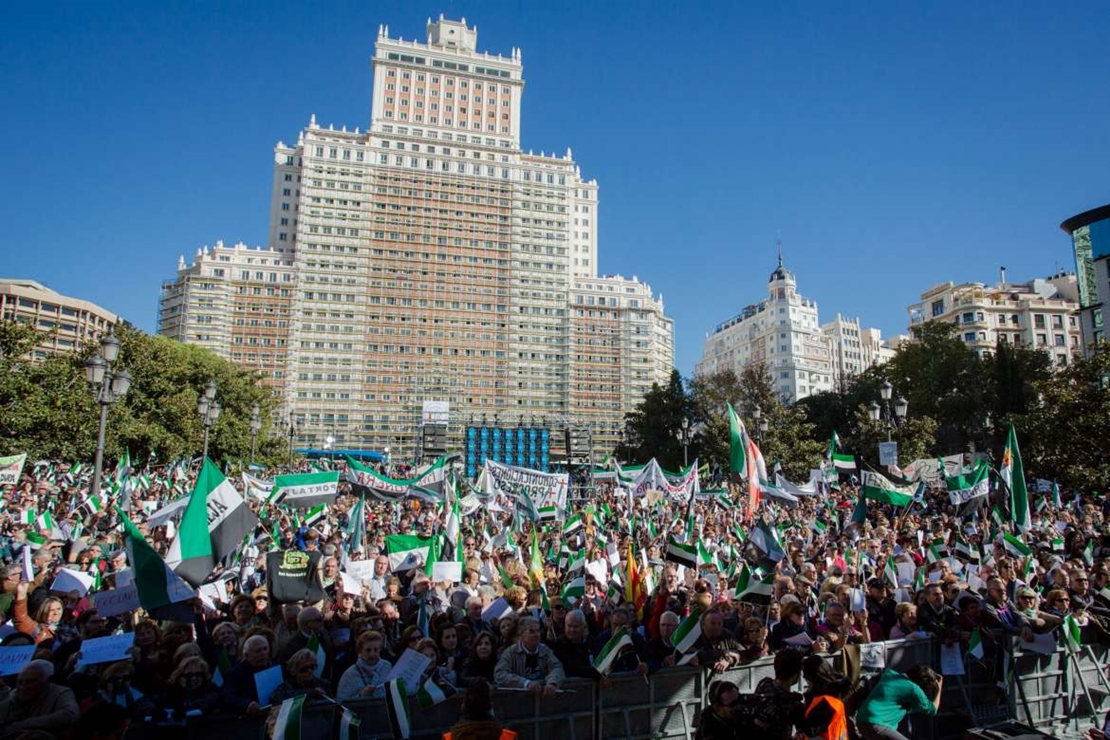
[1001,532,1032,559]
[306,632,326,678]
[561,577,586,603]
[1062,613,1082,653]
[734,563,774,603]
[337,706,361,740]
[592,628,633,675]
[727,402,747,476]
[416,674,457,707]
[385,678,410,739]
[1001,422,1030,531]
[665,537,698,569]
[272,694,305,740]
[968,627,984,660]
[562,514,584,537]
[670,611,702,654]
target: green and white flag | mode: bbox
[306,632,326,678]
[273,694,305,740]
[302,504,327,529]
[561,576,586,603]
[385,534,435,572]
[664,537,698,569]
[385,678,411,739]
[1001,532,1032,559]
[1001,422,1030,531]
[416,675,457,707]
[165,459,259,587]
[734,563,775,603]
[828,432,856,470]
[884,556,900,589]
[272,471,339,509]
[563,513,584,538]
[117,506,196,611]
[241,472,275,502]
[860,470,917,507]
[1062,613,1083,653]
[727,403,747,476]
[1083,539,1094,568]
[0,454,27,486]
[670,611,702,654]
[338,706,361,740]
[592,628,633,675]
[968,627,984,660]
[212,646,232,688]
[946,461,990,506]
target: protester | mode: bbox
[0,659,80,736]
[854,665,942,740]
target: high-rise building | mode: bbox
[820,314,894,390]
[1060,204,1110,351]
[0,279,118,360]
[158,17,672,461]
[906,272,1082,366]
[157,241,295,398]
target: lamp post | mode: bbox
[249,402,261,464]
[83,327,132,503]
[868,380,908,442]
[678,417,691,468]
[752,404,769,442]
[286,417,299,467]
[197,380,220,461]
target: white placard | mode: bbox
[199,582,226,605]
[860,642,886,672]
[77,632,135,668]
[50,568,96,596]
[92,584,141,618]
[1018,631,1057,655]
[585,560,608,589]
[878,442,899,467]
[785,631,814,647]
[254,665,284,706]
[0,646,36,676]
[896,562,916,586]
[939,643,965,675]
[431,562,462,584]
[115,569,133,588]
[849,588,866,613]
[345,560,375,584]
[340,571,362,596]
[383,648,432,691]
[482,597,512,621]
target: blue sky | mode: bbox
[2,1,1107,375]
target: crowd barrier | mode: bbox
[120,638,1109,740]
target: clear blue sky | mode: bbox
[2,1,1108,375]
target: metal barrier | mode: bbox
[118,638,1110,740]
[597,667,705,740]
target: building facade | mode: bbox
[907,272,1082,366]
[158,242,295,398]
[159,17,671,460]
[1061,204,1110,352]
[820,314,895,390]
[698,258,833,401]
[0,279,118,359]
[569,274,674,453]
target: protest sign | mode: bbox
[77,633,135,668]
[0,645,35,676]
[92,585,140,618]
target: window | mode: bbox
[931,300,945,317]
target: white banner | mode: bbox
[0,454,27,486]
[92,584,141,618]
[483,460,568,515]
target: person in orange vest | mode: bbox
[442,679,517,740]
[800,655,852,740]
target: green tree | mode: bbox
[1014,344,1110,489]
[623,369,691,470]
[0,320,280,466]
[689,364,823,481]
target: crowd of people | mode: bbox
[0,453,1106,740]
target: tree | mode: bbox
[623,369,691,470]
[0,320,280,466]
[689,364,823,481]
[1014,344,1110,489]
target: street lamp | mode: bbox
[869,382,907,442]
[197,380,220,460]
[286,417,299,467]
[752,404,769,441]
[678,417,691,467]
[83,327,132,503]
[249,402,261,464]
